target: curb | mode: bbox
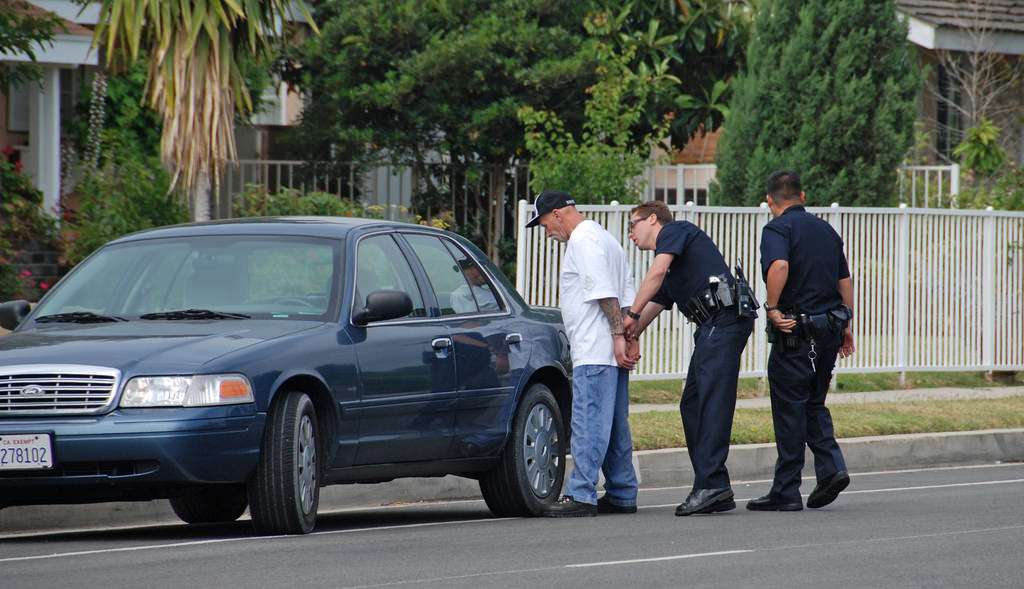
[3,428,1023,534]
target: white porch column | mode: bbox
[27,66,62,217]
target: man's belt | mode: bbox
[767,305,853,347]
[680,272,758,326]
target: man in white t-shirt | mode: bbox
[526,189,640,517]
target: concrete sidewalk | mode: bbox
[632,385,1024,413]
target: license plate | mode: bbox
[0,433,54,470]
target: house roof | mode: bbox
[11,1,93,37]
[0,1,97,66]
[897,0,1024,34]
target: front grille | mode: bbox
[0,365,120,415]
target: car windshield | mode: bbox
[33,235,341,321]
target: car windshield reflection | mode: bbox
[32,236,341,322]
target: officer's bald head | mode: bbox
[766,170,802,202]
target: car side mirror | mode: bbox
[0,300,32,331]
[352,290,413,326]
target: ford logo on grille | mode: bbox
[19,385,45,396]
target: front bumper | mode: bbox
[0,405,264,506]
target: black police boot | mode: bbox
[806,470,850,509]
[745,494,803,511]
[597,494,638,514]
[542,496,598,518]
[674,488,735,516]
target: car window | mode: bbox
[404,234,476,316]
[33,236,341,320]
[354,235,426,319]
[443,240,503,314]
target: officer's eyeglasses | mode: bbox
[628,218,642,230]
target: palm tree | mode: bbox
[91,0,316,221]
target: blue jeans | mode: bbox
[565,365,638,506]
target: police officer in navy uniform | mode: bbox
[623,200,756,516]
[747,170,855,512]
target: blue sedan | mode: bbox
[0,218,572,534]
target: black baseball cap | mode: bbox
[525,190,577,228]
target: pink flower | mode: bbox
[19,269,32,277]
[39,281,50,291]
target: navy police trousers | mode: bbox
[682,313,754,491]
[767,335,848,502]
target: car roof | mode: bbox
[110,216,442,243]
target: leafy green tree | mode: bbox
[712,0,920,206]
[521,41,672,203]
[0,1,63,88]
[589,0,751,146]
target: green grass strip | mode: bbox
[628,397,1024,451]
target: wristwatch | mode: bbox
[626,310,641,320]
[764,305,779,312]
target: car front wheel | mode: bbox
[247,390,321,535]
[479,383,565,517]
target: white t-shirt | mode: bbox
[559,219,636,367]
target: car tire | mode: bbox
[479,383,565,517]
[169,486,248,524]
[247,390,321,535]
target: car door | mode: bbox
[401,233,531,459]
[346,233,457,465]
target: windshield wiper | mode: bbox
[139,309,251,320]
[34,312,128,324]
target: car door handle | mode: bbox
[505,333,522,345]
[431,337,452,349]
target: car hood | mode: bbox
[0,320,324,374]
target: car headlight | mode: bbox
[120,374,255,407]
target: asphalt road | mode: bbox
[3,463,1023,588]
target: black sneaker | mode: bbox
[597,495,638,514]
[543,496,598,518]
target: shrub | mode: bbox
[63,145,188,266]
[0,157,57,300]
[232,185,385,219]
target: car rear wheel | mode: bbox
[247,390,321,535]
[479,383,565,517]
[169,485,248,524]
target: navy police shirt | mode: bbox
[650,221,732,310]
[760,205,850,315]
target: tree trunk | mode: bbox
[487,163,507,264]
[192,171,212,222]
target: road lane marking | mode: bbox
[565,550,753,568]
[3,472,1024,562]
[341,525,1024,588]
[4,462,1021,540]
[0,517,506,564]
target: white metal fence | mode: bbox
[898,164,960,208]
[514,201,1024,380]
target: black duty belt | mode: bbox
[681,271,759,326]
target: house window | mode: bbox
[936,63,961,162]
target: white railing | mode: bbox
[898,164,960,208]
[642,164,718,205]
[515,200,1024,380]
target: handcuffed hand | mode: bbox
[613,335,637,370]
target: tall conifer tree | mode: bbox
[712,0,919,206]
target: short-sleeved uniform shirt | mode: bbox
[649,221,732,311]
[759,205,850,315]
[559,220,636,367]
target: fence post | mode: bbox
[951,163,961,198]
[897,204,910,386]
[982,206,996,371]
[515,199,529,295]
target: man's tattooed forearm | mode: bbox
[598,298,624,333]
